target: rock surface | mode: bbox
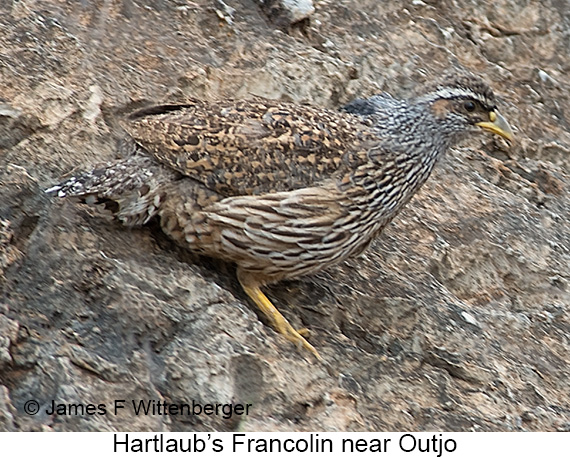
[0,0,568,432]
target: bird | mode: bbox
[47,72,514,361]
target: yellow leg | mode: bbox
[238,273,322,361]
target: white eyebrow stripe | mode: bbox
[425,87,494,108]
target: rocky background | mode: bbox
[0,0,568,432]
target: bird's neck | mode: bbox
[376,99,459,156]
[344,106,455,226]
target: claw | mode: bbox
[238,272,322,361]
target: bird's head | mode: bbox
[416,73,514,144]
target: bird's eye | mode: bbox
[464,101,476,112]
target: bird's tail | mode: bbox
[46,155,178,227]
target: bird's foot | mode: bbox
[240,280,322,361]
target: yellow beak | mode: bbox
[476,110,514,142]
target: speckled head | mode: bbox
[416,71,514,142]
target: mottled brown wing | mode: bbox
[122,98,377,197]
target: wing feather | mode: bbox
[122,98,377,197]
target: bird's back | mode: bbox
[123,98,383,197]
